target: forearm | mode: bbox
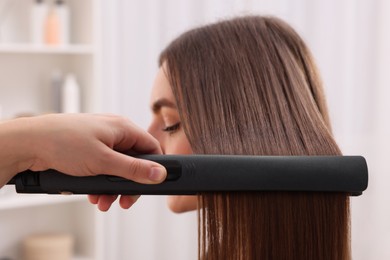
[0,118,36,187]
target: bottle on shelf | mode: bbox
[55,0,70,45]
[44,0,70,46]
[44,3,60,45]
[61,73,80,113]
[31,0,48,45]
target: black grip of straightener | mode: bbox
[8,155,368,196]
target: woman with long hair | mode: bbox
[148,16,350,259]
[90,15,350,259]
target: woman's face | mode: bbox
[148,66,197,213]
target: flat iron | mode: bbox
[6,155,368,196]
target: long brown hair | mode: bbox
[159,16,350,259]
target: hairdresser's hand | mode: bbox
[0,113,166,211]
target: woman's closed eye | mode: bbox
[162,122,181,133]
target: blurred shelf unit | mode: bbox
[0,0,102,260]
[0,0,100,119]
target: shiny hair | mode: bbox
[159,16,350,259]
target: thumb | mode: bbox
[99,148,167,184]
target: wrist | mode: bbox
[0,117,37,176]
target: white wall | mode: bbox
[98,0,390,259]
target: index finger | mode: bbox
[114,119,162,155]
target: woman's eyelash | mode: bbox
[162,122,181,132]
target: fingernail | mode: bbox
[149,167,166,182]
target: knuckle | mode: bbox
[114,115,131,127]
[127,159,145,180]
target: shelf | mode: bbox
[0,193,87,210]
[0,44,94,55]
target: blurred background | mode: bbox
[0,0,388,259]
